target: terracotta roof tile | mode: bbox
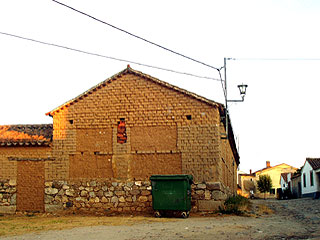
[0,124,53,146]
[306,158,320,170]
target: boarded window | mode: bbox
[69,153,113,179]
[117,119,127,144]
[130,153,182,179]
[76,128,112,152]
[131,126,177,151]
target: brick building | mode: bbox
[0,124,53,213]
[0,66,239,213]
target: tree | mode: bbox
[257,174,273,199]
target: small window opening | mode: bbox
[94,152,99,155]
[117,119,127,144]
[69,120,74,124]
[310,171,314,186]
[81,152,84,155]
[186,115,192,120]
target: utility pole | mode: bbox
[224,57,229,139]
[222,57,248,139]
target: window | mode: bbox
[186,115,192,120]
[310,171,314,186]
[303,173,306,188]
[269,188,275,195]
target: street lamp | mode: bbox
[237,84,248,101]
[222,58,248,138]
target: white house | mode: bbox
[301,158,320,198]
[280,172,292,191]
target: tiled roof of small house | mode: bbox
[0,124,53,146]
[306,158,320,170]
[45,65,221,117]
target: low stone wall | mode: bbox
[0,179,16,214]
[44,180,153,213]
[0,180,230,214]
[192,182,228,211]
[44,180,229,213]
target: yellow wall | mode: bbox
[255,164,297,197]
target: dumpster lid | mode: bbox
[150,174,193,182]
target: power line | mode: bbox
[52,0,221,71]
[0,31,222,81]
[218,69,226,100]
[233,58,320,61]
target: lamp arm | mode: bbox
[227,99,244,102]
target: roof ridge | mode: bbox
[253,163,297,173]
[306,158,320,170]
[46,66,221,117]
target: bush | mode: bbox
[257,175,272,199]
[219,195,250,215]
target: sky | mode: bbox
[1,0,320,173]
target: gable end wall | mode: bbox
[48,73,237,188]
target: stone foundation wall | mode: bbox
[0,180,230,214]
[0,179,16,213]
[192,182,229,211]
[44,180,229,213]
[44,180,153,213]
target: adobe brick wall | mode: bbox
[0,147,51,180]
[218,122,238,192]
[177,125,221,182]
[46,71,238,197]
[0,146,51,213]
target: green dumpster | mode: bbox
[150,174,193,218]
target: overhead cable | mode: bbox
[52,0,221,71]
[0,31,221,81]
[233,58,320,61]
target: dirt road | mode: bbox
[1,198,320,240]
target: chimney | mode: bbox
[266,161,271,168]
[250,169,252,174]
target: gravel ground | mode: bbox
[1,198,320,240]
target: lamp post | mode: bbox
[222,57,248,139]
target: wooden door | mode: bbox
[16,161,45,212]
